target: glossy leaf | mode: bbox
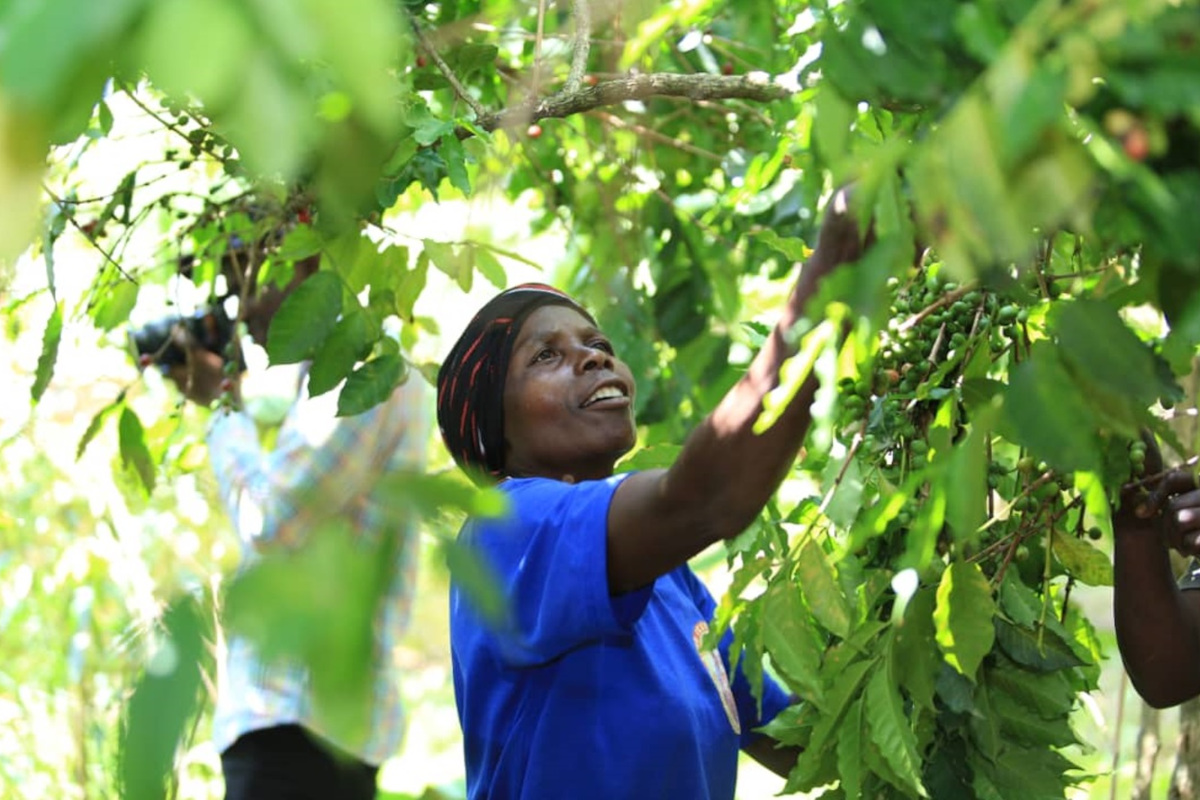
[266,271,344,364]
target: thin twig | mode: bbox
[42,186,137,283]
[408,13,487,120]
[592,110,723,161]
[564,0,592,93]
[897,284,973,334]
[534,0,547,96]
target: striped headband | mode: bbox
[436,283,595,484]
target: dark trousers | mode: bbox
[221,724,379,800]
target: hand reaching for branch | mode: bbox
[1122,432,1200,556]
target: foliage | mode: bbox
[4,0,1200,798]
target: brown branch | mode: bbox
[565,0,592,93]
[465,73,790,136]
[408,13,487,120]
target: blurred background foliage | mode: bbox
[3,0,1200,797]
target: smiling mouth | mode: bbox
[582,385,628,407]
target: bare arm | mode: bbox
[606,189,866,593]
[1114,465,1200,707]
[743,735,802,779]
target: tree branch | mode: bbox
[467,72,790,136]
[564,0,592,93]
[408,12,488,120]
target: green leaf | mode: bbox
[1000,343,1101,473]
[308,311,372,397]
[424,239,471,292]
[993,617,1086,673]
[471,245,507,291]
[865,666,928,798]
[796,540,852,638]
[441,133,471,196]
[762,579,826,704]
[836,699,866,799]
[118,596,207,800]
[754,229,811,263]
[892,587,939,712]
[76,391,125,461]
[266,271,344,364]
[91,279,138,331]
[988,656,1076,719]
[277,224,323,262]
[790,657,878,787]
[934,562,996,681]
[336,354,405,417]
[224,520,385,746]
[118,406,155,494]
[1055,298,1174,409]
[31,302,62,403]
[945,417,989,542]
[757,315,841,433]
[1050,530,1114,586]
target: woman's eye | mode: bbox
[591,340,615,355]
[532,348,555,362]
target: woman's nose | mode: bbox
[579,345,613,372]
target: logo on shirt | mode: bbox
[693,621,741,735]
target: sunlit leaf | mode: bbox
[91,279,138,331]
[796,540,852,638]
[118,406,155,494]
[762,578,825,705]
[1050,531,1114,586]
[934,562,995,680]
[31,302,62,402]
[118,596,207,800]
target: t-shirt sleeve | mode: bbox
[462,476,653,667]
[678,566,793,748]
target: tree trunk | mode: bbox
[1135,702,1162,800]
[1169,359,1200,799]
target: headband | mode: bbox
[436,283,594,484]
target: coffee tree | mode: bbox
[4,0,1200,797]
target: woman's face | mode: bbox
[503,304,637,482]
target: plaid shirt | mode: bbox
[207,370,430,765]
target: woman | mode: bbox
[436,189,867,799]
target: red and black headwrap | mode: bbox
[437,283,594,484]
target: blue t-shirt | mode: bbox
[450,476,791,800]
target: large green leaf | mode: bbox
[993,617,1086,672]
[118,596,207,800]
[762,579,825,705]
[865,666,928,798]
[266,271,344,364]
[836,698,866,799]
[91,280,138,331]
[336,354,405,417]
[796,540,852,639]
[1000,342,1101,473]
[1054,298,1176,409]
[892,587,939,712]
[308,311,372,397]
[118,406,155,494]
[1050,530,1114,587]
[933,562,995,681]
